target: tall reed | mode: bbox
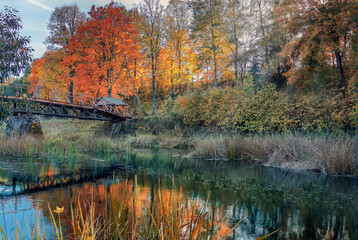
[0,177,278,240]
[193,133,357,176]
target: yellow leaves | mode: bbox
[173,85,358,133]
[53,206,64,214]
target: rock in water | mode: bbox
[4,115,43,137]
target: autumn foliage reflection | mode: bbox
[40,177,241,240]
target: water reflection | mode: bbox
[0,149,356,239]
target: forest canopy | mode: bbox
[18,0,358,132]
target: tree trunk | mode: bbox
[68,80,74,103]
[151,54,156,115]
[69,70,75,103]
[335,51,345,92]
[108,69,113,98]
[127,70,148,117]
[214,54,217,87]
[108,87,112,98]
[234,56,239,84]
[211,22,218,87]
[258,0,268,65]
[179,51,182,90]
[170,61,174,93]
[156,81,159,109]
[133,95,137,116]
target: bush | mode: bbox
[172,85,358,133]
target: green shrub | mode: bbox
[173,85,358,133]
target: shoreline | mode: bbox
[0,118,356,178]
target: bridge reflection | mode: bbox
[0,158,125,196]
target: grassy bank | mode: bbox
[0,118,357,177]
[191,134,357,176]
[0,118,192,156]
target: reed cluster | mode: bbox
[0,177,277,240]
[0,119,356,176]
[192,134,357,176]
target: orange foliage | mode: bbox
[30,51,68,91]
[64,3,140,98]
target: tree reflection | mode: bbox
[0,150,356,239]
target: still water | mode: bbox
[0,149,356,239]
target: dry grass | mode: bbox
[0,135,46,156]
[0,119,165,156]
[0,119,129,156]
[0,118,356,176]
[314,136,355,175]
[192,136,227,159]
[192,134,358,176]
[128,134,158,148]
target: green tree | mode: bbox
[189,0,224,87]
[45,4,85,101]
[0,7,33,84]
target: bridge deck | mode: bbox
[0,84,130,122]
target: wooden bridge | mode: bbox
[0,84,130,122]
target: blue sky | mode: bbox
[1,0,168,59]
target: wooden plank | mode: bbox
[0,96,130,121]
[0,96,128,122]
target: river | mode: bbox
[0,149,356,239]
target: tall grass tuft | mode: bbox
[0,177,278,240]
[193,133,357,176]
[66,177,278,239]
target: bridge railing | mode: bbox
[0,84,130,117]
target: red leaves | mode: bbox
[63,3,140,98]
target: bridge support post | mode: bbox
[4,115,43,137]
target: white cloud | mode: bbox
[25,0,53,11]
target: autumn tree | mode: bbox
[136,0,165,114]
[65,3,139,99]
[277,0,358,92]
[250,0,272,67]
[0,7,33,84]
[188,0,224,87]
[29,58,44,88]
[30,51,67,92]
[164,0,190,94]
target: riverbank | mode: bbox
[0,118,356,177]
